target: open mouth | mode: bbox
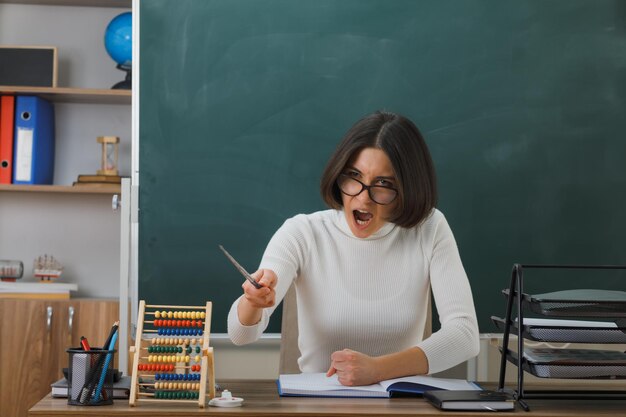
[353,209,373,227]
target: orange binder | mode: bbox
[0,95,16,184]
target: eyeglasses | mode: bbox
[337,174,398,205]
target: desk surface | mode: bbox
[29,380,626,417]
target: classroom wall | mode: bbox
[6,3,623,383]
[211,337,470,380]
[212,337,281,379]
[0,4,129,90]
[0,3,464,381]
[211,337,626,383]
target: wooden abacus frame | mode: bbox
[129,300,216,407]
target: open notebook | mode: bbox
[277,373,480,398]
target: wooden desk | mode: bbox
[29,380,626,417]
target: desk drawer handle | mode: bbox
[46,306,53,333]
[68,306,74,334]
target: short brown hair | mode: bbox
[320,111,437,228]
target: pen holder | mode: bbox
[67,347,117,406]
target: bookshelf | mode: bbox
[0,0,132,189]
[0,3,130,280]
[0,2,131,415]
[0,83,130,193]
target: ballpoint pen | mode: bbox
[219,245,262,289]
[91,328,118,403]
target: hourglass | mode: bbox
[97,136,120,176]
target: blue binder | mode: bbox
[12,96,55,185]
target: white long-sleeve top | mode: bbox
[227,208,479,374]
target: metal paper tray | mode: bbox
[491,316,626,343]
[502,289,626,317]
[525,363,626,379]
[504,348,626,380]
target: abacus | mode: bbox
[129,301,216,407]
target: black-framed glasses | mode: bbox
[337,174,398,205]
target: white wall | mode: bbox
[210,336,471,381]
[211,332,626,382]
[0,4,130,90]
[0,3,130,297]
[212,336,281,380]
[0,192,121,297]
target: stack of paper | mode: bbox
[51,375,131,399]
[0,282,78,299]
[524,347,626,378]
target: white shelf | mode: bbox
[0,184,121,194]
[0,0,130,7]
[0,86,130,104]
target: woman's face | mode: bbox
[340,147,398,238]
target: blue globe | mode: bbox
[105,12,132,68]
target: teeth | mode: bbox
[354,209,372,226]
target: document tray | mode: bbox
[502,289,626,317]
[491,316,626,343]
[503,348,626,379]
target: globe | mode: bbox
[104,12,132,89]
[105,12,132,67]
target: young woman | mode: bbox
[228,110,479,386]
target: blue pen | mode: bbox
[91,329,118,403]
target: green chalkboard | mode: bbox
[139,0,626,333]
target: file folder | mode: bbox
[12,96,55,185]
[0,95,15,184]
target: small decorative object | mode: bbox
[104,11,132,90]
[33,254,64,282]
[0,260,24,282]
[208,390,244,407]
[0,46,58,87]
[97,136,120,176]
